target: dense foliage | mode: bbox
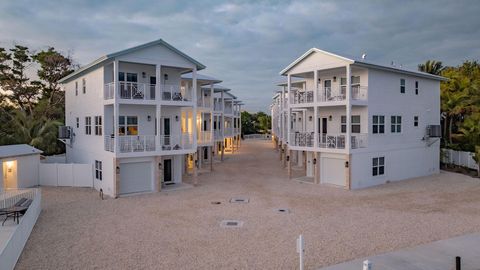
[241,111,271,135]
[0,45,75,155]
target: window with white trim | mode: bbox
[82,78,86,94]
[75,81,78,96]
[414,116,419,127]
[391,116,402,133]
[76,117,79,128]
[118,116,138,135]
[372,157,385,176]
[94,116,102,135]
[341,115,361,133]
[372,115,385,134]
[95,160,102,180]
[400,78,405,93]
[85,116,92,135]
[415,81,419,95]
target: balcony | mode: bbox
[290,132,314,147]
[103,82,192,103]
[318,133,368,149]
[224,107,233,115]
[224,128,233,137]
[214,130,222,140]
[214,103,223,112]
[292,90,314,104]
[197,97,212,108]
[318,85,368,102]
[104,133,194,153]
[198,131,212,144]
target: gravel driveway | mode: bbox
[16,140,480,270]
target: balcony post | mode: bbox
[287,74,292,146]
[192,67,198,150]
[114,103,119,153]
[313,70,318,103]
[156,64,161,101]
[314,105,318,148]
[113,60,119,100]
[346,64,352,151]
[156,104,161,150]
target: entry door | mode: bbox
[324,80,332,99]
[322,118,328,134]
[3,161,17,189]
[162,118,171,145]
[163,159,173,184]
[150,76,156,99]
[204,147,208,160]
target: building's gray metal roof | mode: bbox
[59,38,206,83]
[280,48,446,81]
[0,144,43,159]
[181,73,222,85]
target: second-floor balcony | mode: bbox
[318,133,368,149]
[290,132,314,147]
[224,128,233,137]
[318,85,368,102]
[197,131,212,144]
[224,107,233,115]
[197,97,212,108]
[214,129,222,140]
[292,90,314,104]
[103,82,192,103]
[214,103,223,112]
[104,133,194,153]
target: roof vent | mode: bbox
[361,53,367,59]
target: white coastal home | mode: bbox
[271,48,444,189]
[58,39,243,197]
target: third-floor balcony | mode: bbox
[317,85,368,102]
[104,133,194,154]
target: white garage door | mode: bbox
[120,162,152,195]
[321,158,346,187]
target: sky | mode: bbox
[1,0,479,113]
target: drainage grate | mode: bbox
[229,197,249,203]
[220,220,244,228]
[276,208,290,213]
[211,201,221,205]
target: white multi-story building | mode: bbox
[271,48,444,189]
[58,39,243,197]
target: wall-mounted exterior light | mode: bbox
[345,161,349,168]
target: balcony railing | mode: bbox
[104,82,155,100]
[292,90,314,104]
[160,133,193,151]
[290,132,314,147]
[318,85,368,102]
[197,97,212,108]
[224,107,233,114]
[161,85,191,102]
[234,128,240,134]
[198,131,212,144]
[214,103,223,112]
[224,128,233,137]
[318,133,368,149]
[214,130,222,140]
[119,135,156,153]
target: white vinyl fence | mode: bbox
[441,148,479,170]
[39,163,93,187]
[244,134,271,140]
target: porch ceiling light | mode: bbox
[5,160,14,169]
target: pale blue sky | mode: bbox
[1,0,479,112]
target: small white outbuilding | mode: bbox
[0,144,42,191]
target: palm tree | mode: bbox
[418,60,445,75]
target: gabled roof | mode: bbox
[181,73,222,85]
[0,144,42,159]
[210,84,231,92]
[280,48,446,81]
[59,39,206,83]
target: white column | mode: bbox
[346,64,351,151]
[114,103,119,153]
[113,60,119,100]
[221,91,225,138]
[210,84,214,144]
[287,74,292,146]
[313,70,318,103]
[313,106,318,148]
[192,68,198,149]
[156,64,161,149]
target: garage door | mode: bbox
[321,158,346,186]
[120,162,152,195]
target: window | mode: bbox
[391,116,402,133]
[94,116,102,135]
[340,76,361,85]
[372,115,385,134]
[75,81,78,96]
[82,78,86,94]
[400,79,405,93]
[118,116,138,135]
[341,115,361,133]
[118,72,137,82]
[76,117,79,128]
[372,157,385,176]
[414,116,419,127]
[85,116,92,135]
[95,160,102,180]
[415,81,419,95]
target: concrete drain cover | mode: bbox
[230,197,249,203]
[220,220,244,228]
[276,208,290,213]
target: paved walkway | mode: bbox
[320,233,480,270]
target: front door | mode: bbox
[322,118,328,134]
[163,159,173,184]
[2,160,17,189]
[324,80,332,99]
[149,76,156,99]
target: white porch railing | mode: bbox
[0,188,38,209]
[318,85,368,102]
[161,84,191,102]
[160,133,194,150]
[104,135,115,152]
[197,97,212,108]
[214,103,223,112]
[224,107,233,114]
[214,130,222,140]
[198,131,212,144]
[224,128,233,137]
[351,85,368,100]
[119,135,156,153]
[292,90,314,104]
[290,132,314,147]
[104,82,155,100]
[318,133,368,149]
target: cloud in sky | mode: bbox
[1,0,479,112]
